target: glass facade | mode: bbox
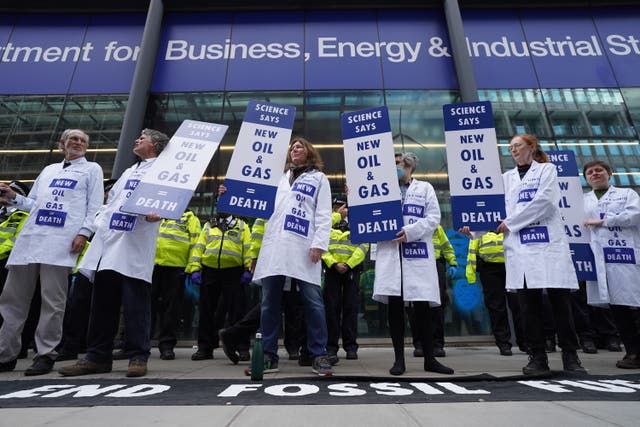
[1,5,640,343]
[0,94,128,183]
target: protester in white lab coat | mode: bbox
[373,152,453,376]
[582,160,640,369]
[0,129,103,376]
[497,134,585,375]
[59,128,169,378]
[252,137,333,376]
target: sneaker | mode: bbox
[327,353,339,366]
[425,357,454,374]
[191,349,213,361]
[312,355,333,376]
[25,355,55,376]
[159,349,175,360]
[433,347,446,357]
[58,359,112,377]
[412,347,424,357]
[562,350,588,374]
[522,351,550,375]
[0,358,17,372]
[244,356,279,376]
[126,359,148,377]
[616,353,640,369]
[219,329,239,364]
[346,350,358,360]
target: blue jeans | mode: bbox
[260,275,327,362]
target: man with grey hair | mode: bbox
[0,129,103,376]
[59,128,169,378]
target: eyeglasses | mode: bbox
[508,142,526,152]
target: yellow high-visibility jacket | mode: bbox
[248,218,266,260]
[155,210,202,269]
[0,210,28,261]
[322,226,369,270]
[465,232,505,284]
[188,217,251,271]
[433,225,457,266]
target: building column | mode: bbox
[443,0,478,103]
[112,0,164,178]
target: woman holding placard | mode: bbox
[373,152,454,376]
[221,138,333,376]
[497,134,585,375]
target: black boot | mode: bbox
[425,357,454,374]
[562,350,588,374]
[389,359,405,376]
[523,351,550,375]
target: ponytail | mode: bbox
[533,146,549,163]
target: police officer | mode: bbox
[0,181,39,360]
[152,209,202,360]
[189,212,251,361]
[465,230,524,355]
[322,201,369,363]
[0,129,103,375]
[0,181,31,287]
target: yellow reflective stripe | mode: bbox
[331,248,352,256]
[203,248,243,258]
[162,222,188,232]
[158,232,190,243]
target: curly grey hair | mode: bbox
[142,128,170,155]
[397,152,419,173]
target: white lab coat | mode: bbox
[253,168,332,286]
[79,159,161,283]
[584,185,640,307]
[502,161,578,290]
[8,158,103,268]
[373,179,441,304]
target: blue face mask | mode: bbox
[397,166,405,180]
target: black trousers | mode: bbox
[390,296,434,360]
[323,267,361,354]
[86,269,152,363]
[222,292,309,356]
[518,287,579,353]
[59,273,92,353]
[197,266,247,352]
[610,304,640,355]
[571,281,619,345]
[408,258,447,350]
[224,302,261,345]
[477,259,524,349]
[151,265,184,351]
[282,282,307,355]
